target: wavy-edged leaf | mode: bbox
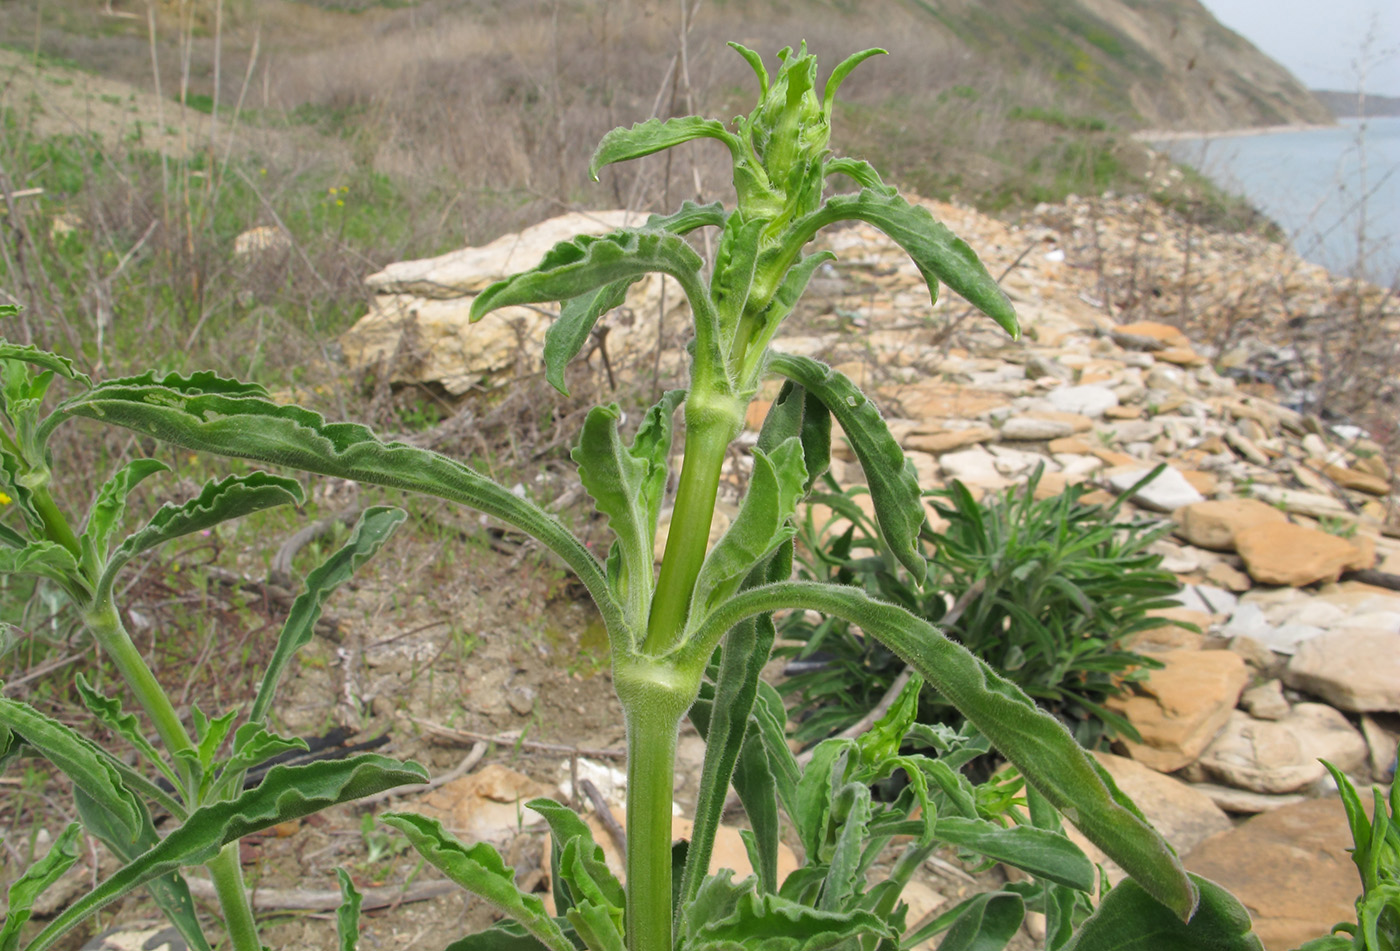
[909,890,1024,951]
[740,252,838,375]
[472,230,704,323]
[820,782,873,913]
[56,385,622,639]
[221,723,309,780]
[727,42,770,97]
[936,818,1095,891]
[682,554,783,904]
[546,281,635,395]
[0,342,90,386]
[755,381,831,495]
[26,755,427,951]
[527,797,624,924]
[768,352,925,582]
[443,920,561,951]
[1061,874,1263,951]
[685,581,1199,921]
[689,438,806,625]
[0,822,82,951]
[822,158,894,196]
[0,541,82,592]
[821,48,886,118]
[787,189,1019,339]
[681,871,895,949]
[543,202,724,395]
[589,116,740,181]
[250,507,405,723]
[336,868,362,951]
[81,459,169,572]
[712,215,764,352]
[73,672,177,788]
[573,404,658,632]
[566,900,626,951]
[380,812,573,951]
[101,472,304,593]
[0,698,145,842]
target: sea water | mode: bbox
[1149,117,1400,284]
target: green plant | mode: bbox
[0,334,426,951]
[782,466,1181,747]
[2,44,1261,951]
[1294,748,1400,951]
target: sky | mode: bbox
[1200,0,1400,97]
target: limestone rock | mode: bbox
[1046,384,1118,418]
[903,426,996,454]
[1323,463,1390,496]
[939,446,1010,489]
[1184,799,1362,951]
[1234,522,1367,587]
[1172,498,1289,551]
[1285,628,1400,712]
[1239,680,1290,720]
[1000,416,1076,441]
[1107,466,1204,512]
[1188,782,1306,815]
[1195,705,1367,794]
[418,765,550,841]
[1106,650,1249,772]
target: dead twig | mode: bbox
[405,715,624,761]
[357,741,489,808]
[185,876,455,912]
[580,778,626,854]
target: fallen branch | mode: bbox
[186,876,455,912]
[405,715,625,760]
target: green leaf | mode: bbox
[0,342,91,386]
[222,722,309,778]
[250,507,406,723]
[820,782,873,912]
[81,459,169,569]
[935,818,1095,891]
[471,230,705,322]
[754,381,831,495]
[682,578,780,903]
[336,868,362,951]
[0,823,82,951]
[443,921,561,951]
[686,581,1200,920]
[728,42,770,97]
[689,438,807,624]
[0,698,146,842]
[786,189,1019,339]
[57,383,624,642]
[526,797,625,923]
[380,812,574,951]
[822,158,894,195]
[567,900,626,951]
[1060,875,1263,951]
[681,871,895,950]
[543,203,722,395]
[712,215,765,350]
[0,541,83,593]
[917,891,1024,951]
[26,755,427,951]
[573,403,663,633]
[73,673,178,787]
[767,352,925,582]
[821,48,886,119]
[101,471,304,594]
[589,116,741,181]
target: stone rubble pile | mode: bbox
[351,196,1399,950]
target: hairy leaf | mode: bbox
[443,920,563,951]
[73,673,177,788]
[81,459,169,572]
[0,823,82,951]
[0,342,91,386]
[1060,875,1263,951]
[381,812,574,951]
[250,507,406,723]
[935,818,1095,891]
[102,472,304,594]
[689,438,806,624]
[589,117,740,181]
[786,189,1019,339]
[26,755,427,951]
[527,797,624,923]
[0,541,83,593]
[57,383,623,638]
[767,352,925,582]
[336,868,362,951]
[680,871,895,950]
[913,891,1024,951]
[686,581,1200,920]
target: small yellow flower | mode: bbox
[335,199,344,207]
[0,491,11,506]
[327,186,336,196]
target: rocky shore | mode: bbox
[341,192,1399,949]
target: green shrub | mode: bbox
[780,465,1183,747]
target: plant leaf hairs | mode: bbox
[11,45,1244,951]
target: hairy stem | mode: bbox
[206,844,262,951]
[643,398,741,654]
